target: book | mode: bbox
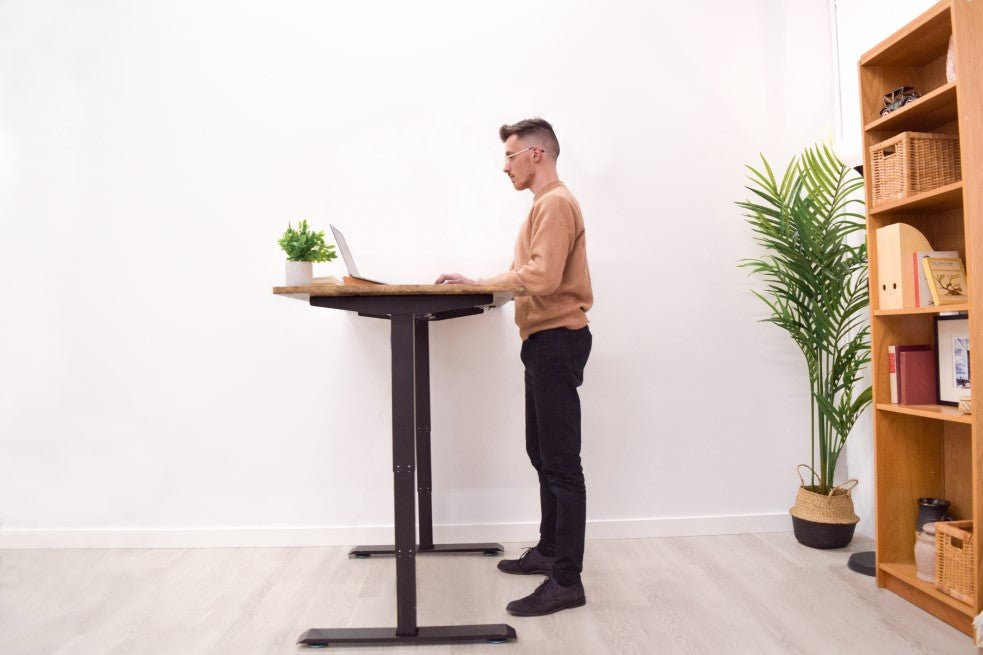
[342,275,385,286]
[875,223,931,309]
[914,250,959,306]
[888,344,932,403]
[921,256,968,305]
[897,349,937,405]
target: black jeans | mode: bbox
[520,325,592,586]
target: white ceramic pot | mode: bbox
[285,260,313,286]
[914,524,937,583]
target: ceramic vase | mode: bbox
[914,523,938,583]
[916,498,951,532]
[285,261,313,286]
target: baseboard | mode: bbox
[0,513,792,549]
[586,513,792,539]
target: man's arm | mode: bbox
[436,222,569,289]
[436,196,575,289]
[496,215,572,294]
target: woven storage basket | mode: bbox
[935,520,974,604]
[870,131,961,206]
[789,465,859,525]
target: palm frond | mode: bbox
[736,140,871,493]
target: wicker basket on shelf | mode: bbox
[870,131,961,206]
[935,520,975,604]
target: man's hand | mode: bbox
[434,273,476,285]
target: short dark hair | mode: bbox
[499,118,560,159]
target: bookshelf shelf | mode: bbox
[860,4,950,67]
[860,0,982,640]
[880,562,975,630]
[876,403,972,424]
[868,181,963,216]
[873,302,968,317]
[864,81,957,135]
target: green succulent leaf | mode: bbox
[277,219,339,263]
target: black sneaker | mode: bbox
[506,577,586,617]
[496,547,558,575]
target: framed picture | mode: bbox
[935,314,970,405]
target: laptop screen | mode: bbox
[329,224,361,278]
[329,225,387,284]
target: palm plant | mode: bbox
[737,141,873,495]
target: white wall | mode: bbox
[0,0,891,548]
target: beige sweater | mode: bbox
[481,181,593,340]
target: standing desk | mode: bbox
[273,282,523,647]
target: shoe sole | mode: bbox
[506,597,586,617]
[497,565,553,575]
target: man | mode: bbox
[436,118,593,616]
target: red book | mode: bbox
[889,344,932,403]
[898,349,937,405]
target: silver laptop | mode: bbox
[329,225,387,285]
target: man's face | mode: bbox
[503,134,536,191]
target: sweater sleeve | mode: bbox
[511,216,574,294]
[477,195,576,292]
[478,269,522,285]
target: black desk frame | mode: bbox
[297,293,516,648]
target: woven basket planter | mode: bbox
[789,465,859,549]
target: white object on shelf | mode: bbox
[947,35,956,83]
[914,523,937,582]
[959,395,972,415]
[285,260,313,286]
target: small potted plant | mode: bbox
[278,219,338,286]
[737,141,873,549]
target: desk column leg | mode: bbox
[391,313,418,637]
[414,317,434,550]
[347,313,501,561]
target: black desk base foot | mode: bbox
[349,543,504,558]
[298,624,517,647]
[848,550,876,576]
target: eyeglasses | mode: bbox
[504,146,543,163]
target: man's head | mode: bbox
[500,118,560,192]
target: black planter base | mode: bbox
[791,515,857,549]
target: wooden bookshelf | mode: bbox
[860,0,982,639]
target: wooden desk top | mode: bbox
[272,283,525,306]
[273,283,523,296]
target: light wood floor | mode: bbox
[0,533,975,654]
